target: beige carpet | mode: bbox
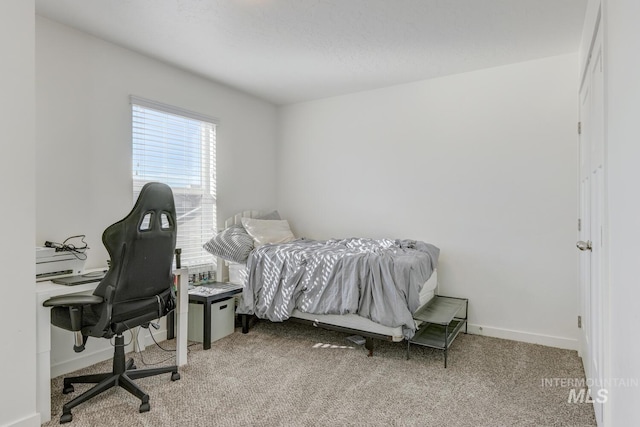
[45,321,596,426]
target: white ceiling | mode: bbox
[35,0,587,105]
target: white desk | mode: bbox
[35,269,188,424]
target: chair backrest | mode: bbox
[93,182,176,331]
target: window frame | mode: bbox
[130,95,218,267]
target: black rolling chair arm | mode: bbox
[43,285,115,349]
[44,294,104,352]
[43,295,104,331]
[43,295,104,309]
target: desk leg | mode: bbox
[203,301,212,350]
[175,269,188,366]
[166,311,175,340]
[36,350,51,423]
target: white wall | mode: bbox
[603,0,640,425]
[36,17,278,269]
[0,2,39,426]
[277,54,579,349]
[35,16,278,377]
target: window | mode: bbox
[131,96,217,267]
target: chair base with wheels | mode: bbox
[59,334,180,424]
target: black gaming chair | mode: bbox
[44,182,181,424]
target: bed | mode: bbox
[208,211,439,355]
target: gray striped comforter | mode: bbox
[236,238,439,339]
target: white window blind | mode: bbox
[131,96,217,267]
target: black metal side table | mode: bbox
[187,282,242,349]
[407,295,468,368]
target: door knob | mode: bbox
[576,240,592,251]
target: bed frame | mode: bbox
[217,211,437,356]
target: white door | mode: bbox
[578,19,606,425]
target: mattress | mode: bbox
[229,263,438,342]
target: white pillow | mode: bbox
[241,218,295,247]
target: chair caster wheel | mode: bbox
[60,413,73,423]
[62,384,74,394]
[130,364,137,370]
[171,372,180,381]
[139,402,150,413]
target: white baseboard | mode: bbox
[50,328,171,378]
[50,346,116,378]
[140,328,169,347]
[5,413,40,427]
[467,323,578,351]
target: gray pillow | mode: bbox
[203,224,254,264]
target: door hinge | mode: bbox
[578,122,582,135]
[578,218,581,232]
[578,315,582,328]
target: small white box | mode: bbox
[187,298,235,343]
